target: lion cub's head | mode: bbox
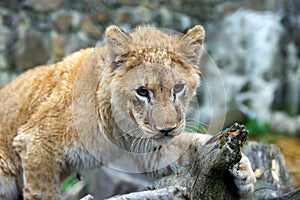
[103,25,205,147]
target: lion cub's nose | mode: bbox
[157,126,176,135]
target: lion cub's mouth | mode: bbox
[142,125,179,137]
[140,126,182,145]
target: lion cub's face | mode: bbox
[114,63,190,141]
[104,26,205,146]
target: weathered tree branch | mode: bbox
[144,123,248,199]
[243,142,297,200]
[104,186,189,200]
[96,123,248,200]
[80,124,299,200]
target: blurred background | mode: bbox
[0,0,299,198]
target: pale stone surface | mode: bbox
[84,167,152,199]
[80,16,102,39]
[14,29,49,70]
[51,32,65,61]
[0,72,17,88]
[24,0,63,12]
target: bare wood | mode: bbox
[80,194,95,200]
[243,141,295,199]
[81,124,299,200]
[145,123,249,199]
[107,186,189,200]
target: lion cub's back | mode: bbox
[0,48,93,153]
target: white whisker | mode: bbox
[185,118,209,134]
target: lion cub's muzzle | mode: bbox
[147,104,184,138]
[156,126,176,136]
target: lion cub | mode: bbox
[0,25,255,199]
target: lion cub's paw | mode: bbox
[229,153,256,197]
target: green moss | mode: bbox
[220,136,226,148]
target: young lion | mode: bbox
[0,25,256,199]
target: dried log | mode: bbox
[243,142,294,193]
[80,194,95,200]
[243,142,298,199]
[103,123,248,200]
[105,186,189,200]
[147,123,248,199]
[80,124,299,200]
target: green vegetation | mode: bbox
[61,175,78,194]
[245,118,297,146]
[245,118,270,142]
[187,123,208,134]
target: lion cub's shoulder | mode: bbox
[0,48,95,139]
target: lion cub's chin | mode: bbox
[151,133,179,147]
[159,135,176,144]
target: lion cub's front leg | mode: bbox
[14,131,62,200]
[205,124,256,197]
[141,129,256,197]
[230,153,256,197]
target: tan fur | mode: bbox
[0,25,255,199]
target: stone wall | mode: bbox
[0,0,283,76]
[0,0,299,130]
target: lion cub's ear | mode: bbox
[177,25,205,65]
[105,26,131,59]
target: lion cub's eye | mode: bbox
[173,83,185,94]
[136,86,150,98]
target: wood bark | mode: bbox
[243,142,298,200]
[80,124,299,200]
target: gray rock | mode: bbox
[84,167,152,200]
[23,0,63,12]
[92,9,109,25]
[65,32,93,55]
[13,29,49,70]
[270,112,298,135]
[80,16,102,39]
[0,71,17,89]
[0,55,8,70]
[51,10,82,33]
[54,12,73,33]
[51,31,65,61]
[205,9,284,123]
[0,38,9,70]
[0,17,13,70]
[243,141,294,195]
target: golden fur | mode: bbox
[0,25,255,199]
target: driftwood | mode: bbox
[80,124,299,200]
